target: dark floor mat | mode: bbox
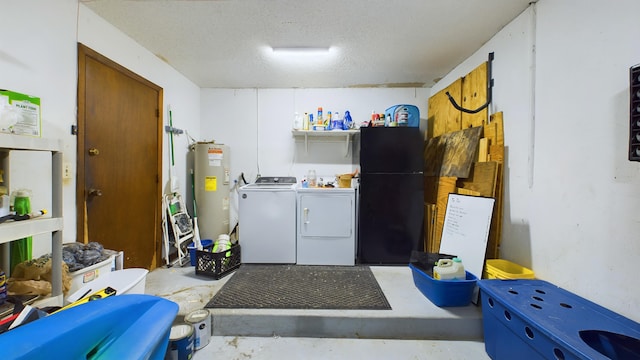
[206,264,391,310]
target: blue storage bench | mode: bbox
[478,279,640,360]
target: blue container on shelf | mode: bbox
[408,263,477,307]
[187,239,213,266]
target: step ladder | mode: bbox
[162,193,194,267]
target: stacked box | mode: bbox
[478,279,640,360]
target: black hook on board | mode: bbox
[445,52,495,114]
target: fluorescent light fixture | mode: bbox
[271,46,331,54]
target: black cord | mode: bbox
[445,52,495,114]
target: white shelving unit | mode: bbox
[292,129,358,157]
[0,133,64,307]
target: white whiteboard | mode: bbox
[439,194,495,291]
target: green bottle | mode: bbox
[10,189,32,273]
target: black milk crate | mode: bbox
[195,244,241,280]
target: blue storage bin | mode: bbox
[187,239,213,266]
[478,279,640,360]
[408,263,477,307]
[385,104,420,127]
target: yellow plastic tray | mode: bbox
[484,259,535,279]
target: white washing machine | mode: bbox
[238,176,297,264]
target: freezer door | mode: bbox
[358,172,424,264]
[360,127,424,174]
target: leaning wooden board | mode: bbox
[424,176,457,253]
[457,161,498,197]
[485,112,505,259]
[424,126,483,178]
[424,55,505,262]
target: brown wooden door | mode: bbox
[77,44,163,270]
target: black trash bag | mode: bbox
[78,249,102,266]
[63,242,84,254]
[85,242,104,254]
[410,250,456,277]
[62,248,77,266]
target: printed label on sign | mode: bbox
[208,148,223,167]
[83,270,97,284]
[205,176,217,191]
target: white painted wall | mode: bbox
[201,88,429,183]
[433,1,640,322]
[3,0,638,324]
[1,2,201,252]
[1,0,78,259]
[201,88,429,228]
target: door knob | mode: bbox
[88,188,102,197]
[88,148,100,156]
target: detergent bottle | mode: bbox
[433,257,466,280]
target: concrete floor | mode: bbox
[145,264,491,360]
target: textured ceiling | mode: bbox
[81,0,531,88]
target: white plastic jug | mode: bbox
[433,257,465,280]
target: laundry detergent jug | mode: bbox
[433,257,465,280]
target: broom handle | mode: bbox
[169,109,175,167]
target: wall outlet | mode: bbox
[63,163,72,179]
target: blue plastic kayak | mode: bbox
[0,294,178,360]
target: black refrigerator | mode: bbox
[357,127,424,264]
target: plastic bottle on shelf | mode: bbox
[293,112,302,130]
[332,111,342,130]
[433,257,466,280]
[302,112,309,130]
[344,111,353,129]
[13,189,32,216]
[315,107,324,130]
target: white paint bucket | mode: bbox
[166,323,194,360]
[185,309,211,350]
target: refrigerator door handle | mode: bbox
[303,208,310,224]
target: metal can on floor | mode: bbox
[185,309,211,350]
[166,323,194,360]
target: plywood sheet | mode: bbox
[428,79,462,138]
[424,126,483,177]
[457,161,498,197]
[490,112,504,146]
[486,115,504,259]
[424,203,437,253]
[461,62,489,129]
[486,162,503,259]
[477,138,488,162]
[425,176,458,252]
[456,188,481,196]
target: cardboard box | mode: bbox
[0,89,41,137]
